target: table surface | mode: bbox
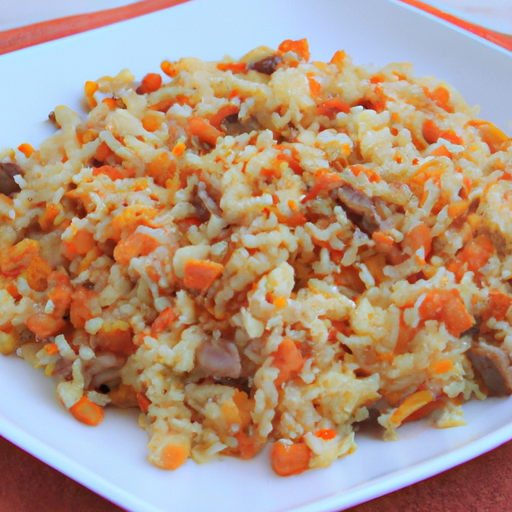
[2,434,512,512]
[1,1,511,511]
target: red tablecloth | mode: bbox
[2,434,512,511]
[1,1,511,511]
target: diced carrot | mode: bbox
[136,392,152,414]
[402,223,432,261]
[412,160,444,186]
[216,62,247,74]
[18,143,34,158]
[433,359,453,374]
[4,281,20,301]
[307,74,321,97]
[401,399,444,424]
[94,141,113,162]
[419,289,474,338]
[270,442,311,477]
[187,116,223,146]
[25,313,66,339]
[273,296,287,309]
[183,259,224,290]
[142,112,163,132]
[175,217,202,232]
[69,287,98,329]
[69,396,105,426]
[315,428,337,440]
[447,200,470,219]
[158,435,190,470]
[350,164,381,183]
[151,307,177,336]
[364,253,387,284]
[372,230,394,247]
[148,94,192,113]
[45,342,60,355]
[467,119,509,154]
[171,142,186,158]
[445,293,476,337]
[301,168,344,203]
[272,337,304,387]
[430,144,452,158]
[146,151,176,187]
[228,88,240,100]
[23,256,53,292]
[76,247,102,277]
[209,104,240,130]
[458,234,494,275]
[101,97,118,110]
[483,290,512,322]
[160,60,177,77]
[39,203,62,231]
[316,97,351,119]
[276,147,304,175]
[85,81,98,108]
[235,431,263,460]
[47,271,73,317]
[260,167,282,182]
[0,239,40,277]
[96,321,135,356]
[110,204,158,239]
[390,390,434,426]
[422,119,463,145]
[149,98,176,113]
[92,164,126,181]
[422,119,439,144]
[378,350,394,363]
[74,229,96,256]
[113,232,161,265]
[330,49,346,69]
[285,210,307,227]
[424,86,454,113]
[277,39,310,62]
[138,73,162,94]
[395,314,419,355]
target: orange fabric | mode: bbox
[0,0,190,56]
[0,0,510,55]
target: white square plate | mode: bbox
[1,1,512,511]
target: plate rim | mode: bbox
[1,1,512,511]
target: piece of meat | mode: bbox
[196,338,241,378]
[247,54,282,75]
[337,184,382,233]
[0,162,22,196]
[467,341,512,396]
[86,352,126,388]
[221,114,261,137]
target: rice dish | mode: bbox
[1,39,511,476]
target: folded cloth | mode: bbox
[0,0,187,55]
[0,0,141,31]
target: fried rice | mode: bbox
[1,39,512,476]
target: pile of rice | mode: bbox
[1,39,512,476]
